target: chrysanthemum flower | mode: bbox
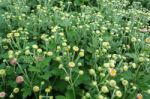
[33,86,40,92]
[136,93,143,99]
[16,76,24,84]
[9,58,17,65]
[139,28,149,33]
[101,85,109,93]
[73,46,79,52]
[115,90,122,98]
[0,69,6,77]
[109,68,117,77]
[0,92,6,98]
[145,37,150,43]
[68,61,75,68]
[13,88,19,93]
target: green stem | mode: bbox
[17,63,31,86]
[111,90,116,99]
[134,65,141,82]
[73,74,80,84]
[34,93,38,99]
[71,84,76,99]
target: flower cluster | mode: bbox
[0,0,150,99]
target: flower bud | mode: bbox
[104,63,110,68]
[73,46,79,52]
[13,88,19,93]
[122,79,128,86]
[45,86,52,93]
[49,96,54,99]
[101,86,109,93]
[32,44,38,49]
[97,95,104,99]
[109,68,117,77]
[33,86,40,92]
[123,65,128,71]
[14,32,20,37]
[0,69,6,77]
[47,51,53,56]
[136,93,143,99]
[9,58,17,65]
[131,63,137,68]
[85,93,90,98]
[25,50,30,55]
[16,76,24,84]
[37,49,42,53]
[145,37,150,43]
[68,61,75,68]
[89,69,96,76]
[41,81,45,85]
[65,76,70,81]
[92,81,97,86]
[0,92,6,98]
[115,90,122,98]
[109,80,116,87]
[79,70,84,75]
[9,94,14,98]
[102,42,109,47]
[58,64,63,69]
[131,37,137,42]
[147,90,150,94]
[79,51,84,57]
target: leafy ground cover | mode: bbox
[0,0,150,99]
[131,0,150,9]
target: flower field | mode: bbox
[0,0,150,99]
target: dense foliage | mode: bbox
[0,0,150,99]
[131,0,150,9]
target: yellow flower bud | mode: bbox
[131,37,137,42]
[73,46,79,52]
[37,49,42,53]
[45,86,52,93]
[109,68,117,77]
[115,90,122,98]
[122,80,128,86]
[102,42,109,47]
[47,51,53,56]
[123,65,128,71]
[79,70,84,75]
[101,86,109,93]
[89,69,96,76]
[109,80,116,87]
[65,76,70,81]
[33,86,40,92]
[39,95,43,99]
[68,61,75,68]
[13,88,19,93]
[0,69,6,77]
[79,51,84,57]
[92,81,97,86]
[145,37,150,43]
[136,93,143,99]
[32,44,38,49]
[14,32,20,37]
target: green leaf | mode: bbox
[121,71,133,80]
[65,89,74,99]
[22,87,32,99]
[56,95,66,99]
[53,79,68,92]
[37,58,50,69]
[29,66,41,73]
[40,71,52,80]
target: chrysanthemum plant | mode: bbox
[0,0,150,99]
